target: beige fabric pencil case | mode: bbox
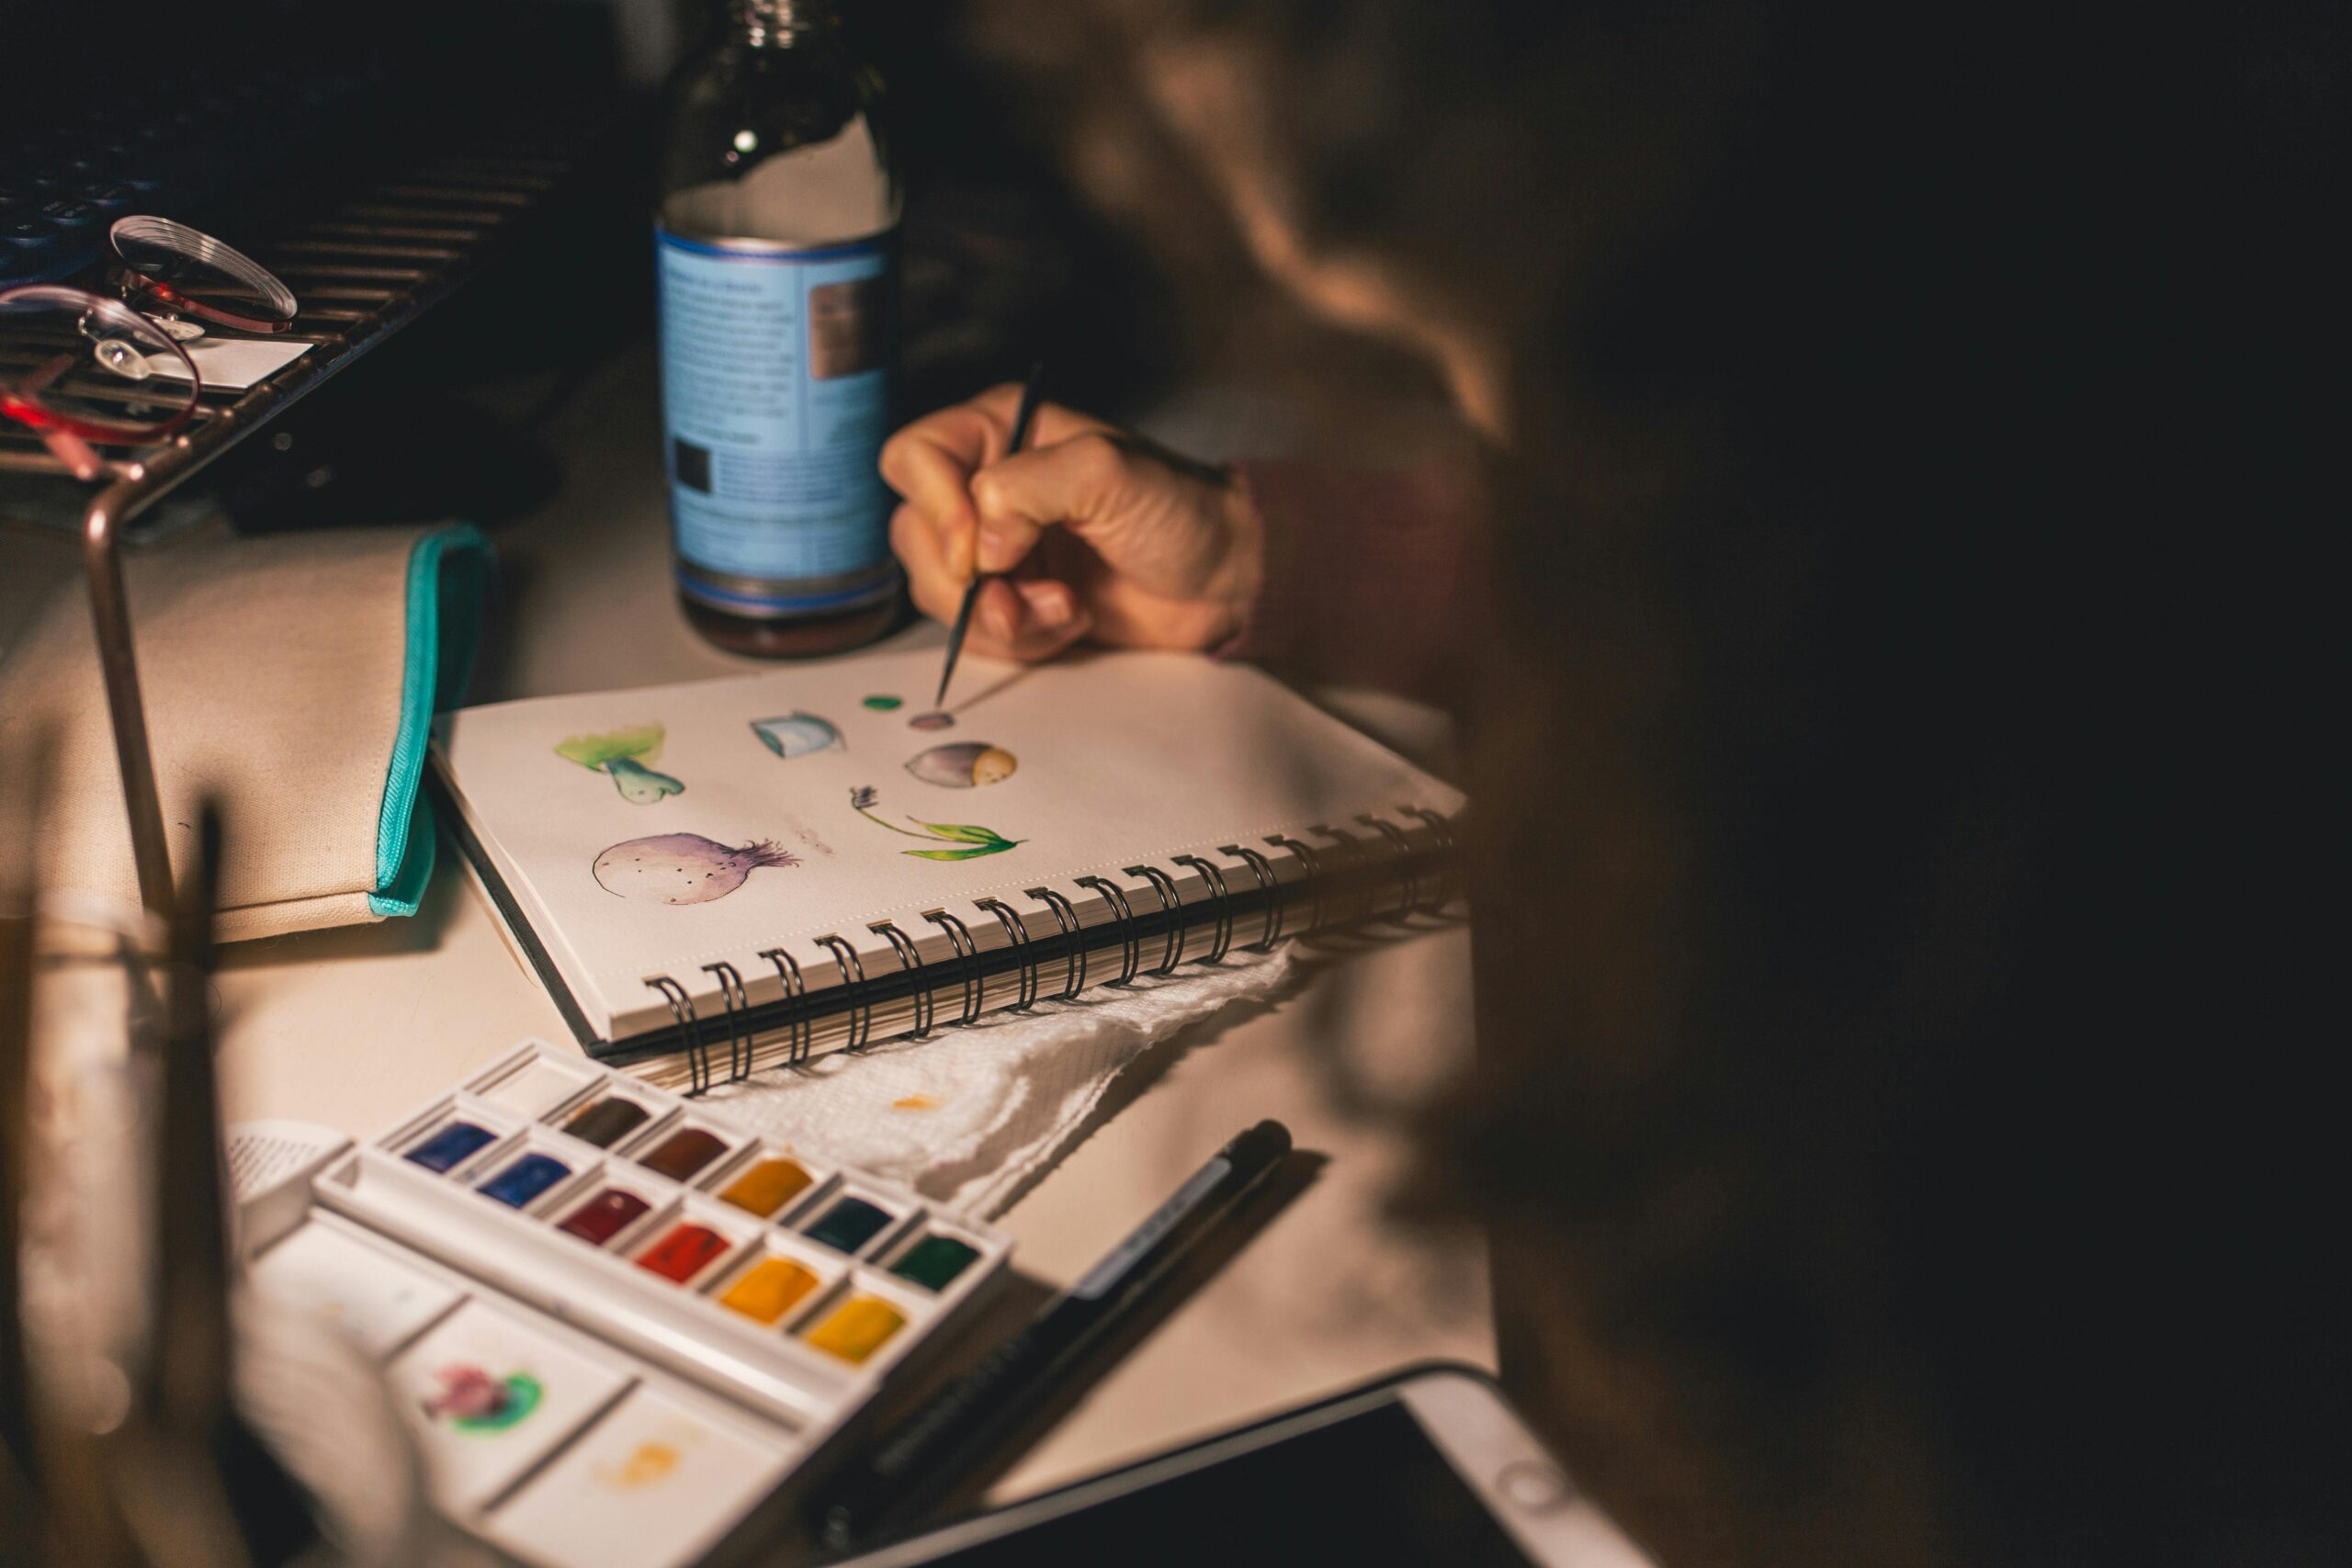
[0,522,492,942]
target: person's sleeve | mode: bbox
[1218,457,1476,705]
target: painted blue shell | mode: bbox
[750,712,842,759]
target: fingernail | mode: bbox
[977,520,1019,574]
[947,528,974,582]
[982,592,1020,641]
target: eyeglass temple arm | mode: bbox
[8,353,112,480]
[43,431,102,481]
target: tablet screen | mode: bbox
[851,1399,1541,1565]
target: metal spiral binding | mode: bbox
[869,920,933,1039]
[1265,834,1326,934]
[1171,854,1236,964]
[699,960,752,1083]
[974,897,1039,1011]
[756,945,812,1066]
[646,975,708,1096]
[1123,863,1186,976]
[1074,874,1142,986]
[1218,843,1285,951]
[811,934,874,1053]
[1023,886,1089,1001]
[647,807,1453,1078]
[1353,813,1420,919]
[922,908,985,1026]
[1399,805,1457,908]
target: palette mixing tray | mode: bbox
[233,1040,1011,1568]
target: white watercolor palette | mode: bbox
[235,1040,1012,1568]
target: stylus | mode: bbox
[818,1119,1295,1548]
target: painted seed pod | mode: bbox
[904,742,1017,789]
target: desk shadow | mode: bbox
[464,549,532,704]
[942,642,1164,717]
[946,660,1037,717]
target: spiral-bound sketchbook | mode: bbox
[431,648,1464,1093]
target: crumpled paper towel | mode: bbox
[699,946,1297,1218]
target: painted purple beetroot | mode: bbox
[593,833,799,905]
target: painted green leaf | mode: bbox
[901,843,1020,861]
[908,818,1012,846]
[555,724,665,768]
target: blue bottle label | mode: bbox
[654,225,899,613]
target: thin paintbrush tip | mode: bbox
[936,362,1046,710]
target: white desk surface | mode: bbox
[2,345,1490,1517]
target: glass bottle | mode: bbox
[656,0,902,657]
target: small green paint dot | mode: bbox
[863,694,903,711]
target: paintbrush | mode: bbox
[934,362,1046,710]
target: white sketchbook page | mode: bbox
[435,648,1464,1040]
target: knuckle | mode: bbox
[968,468,1010,516]
[1069,432,1124,484]
[877,423,933,481]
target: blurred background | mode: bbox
[1,0,1446,548]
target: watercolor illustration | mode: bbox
[862,694,903,711]
[907,710,955,731]
[750,711,843,759]
[555,724,684,804]
[849,785,1021,861]
[423,1363,544,1433]
[594,833,801,904]
[905,741,1017,788]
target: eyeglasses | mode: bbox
[0,218,298,480]
[108,216,299,336]
[0,286,199,479]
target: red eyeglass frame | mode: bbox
[0,285,202,479]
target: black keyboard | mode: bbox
[1,67,377,289]
[0,0,407,290]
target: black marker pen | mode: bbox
[819,1119,1294,1548]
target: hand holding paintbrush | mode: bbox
[882,378,1265,697]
